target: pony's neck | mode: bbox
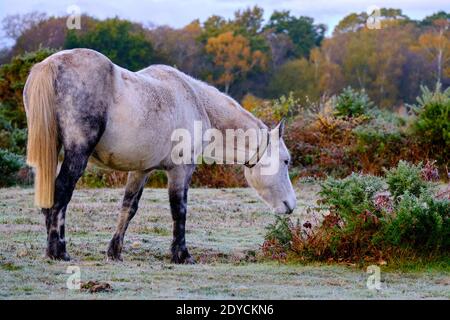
[204,94,269,164]
[205,95,267,133]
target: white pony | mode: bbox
[24,48,296,262]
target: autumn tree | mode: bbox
[300,15,422,106]
[333,12,368,34]
[264,32,295,69]
[205,31,266,93]
[12,17,71,55]
[64,18,155,71]
[148,20,204,76]
[232,6,268,53]
[1,14,99,58]
[334,8,409,34]
[200,15,232,42]
[268,58,319,102]
[416,19,450,85]
[309,46,345,98]
[420,11,450,27]
[1,12,47,41]
[232,6,264,37]
[265,11,326,58]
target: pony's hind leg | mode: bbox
[107,171,149,261]
[44,149,91,260]
[167,165,195,264]
[44,111,106,260]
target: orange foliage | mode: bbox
[205,31,266,93]
[284,105,423,178]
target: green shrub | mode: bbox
[410,83,450,164]
[0,118,27,155]
[249,92,302,125]
[263,161,449,264]
[264,216,293,248]
[0,149,25,186]
[353,110,405,150]
[384,193,449,250]
[78,166,169,188]
[351,111,411,172]
[0,48,55,163]
[0,48,56,128]
[333,86,374,118]
[385,160,429,200]
[319,173,384,220]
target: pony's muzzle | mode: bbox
[282,200,295,214]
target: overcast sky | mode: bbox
[0,0,448,46]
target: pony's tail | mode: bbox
[25,61,58,208]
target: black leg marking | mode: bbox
[107,171,148,261]
[167,165,195,264]
[44,150,90,260]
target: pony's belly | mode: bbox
[92,140,157,171]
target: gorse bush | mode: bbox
[333,86,374,118]
[264,161,449,264]
[351,112,418,173]
[247,92,301,126]
[385,160,429,199]
[384,192,449,250]
[0,149,25,186]
[265,215,293,248]
[319,173,384,220]
[0,118,27,155]
[410,83,450,164]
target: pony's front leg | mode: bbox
[167,165,195,264]
[44,150,89,260]
[107,171,149,261]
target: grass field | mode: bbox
[0,184,449,299]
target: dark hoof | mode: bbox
[47,250,71,261]
[107,236,123,261]
[184,256,196,265]
[47,238,70,261]
[171,248,195,264]
[60,252,71,261]
[107,252,123,262]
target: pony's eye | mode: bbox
[284,160,289,165]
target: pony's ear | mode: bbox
[276,118,285,138]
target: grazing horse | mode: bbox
[24,48,296,263]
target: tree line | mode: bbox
[1,7,448,108]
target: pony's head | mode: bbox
[244,120,297,214]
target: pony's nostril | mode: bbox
[283,201,293,214]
